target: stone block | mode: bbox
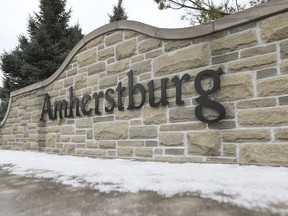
[160,133,183,146]
[61,136,70,143]
[77,48,97,68]
[61,126,75,135]
[135,148,153,158]
[129,126,157,139]
[165,149,185,155]
[131,55,144,63]
[124,30,140,39]
[54,80,63,91]
[76,118,92,129]
[201,103,235,120]
[227,54,276,73]
[279,96,288,105]
[87,35,104,48]
[257,75,288,96]
[139,39,162,53]
[211,30,257,55]
[74,73,88,89]
[143,105,167,125]
[145,141,158,147]
[240,44,276,58]
[64,77,74,88]
[139,72,151,81]
[116,38,137,60]
[94,122,128,140]
[154,44,209,77]
[169,107,196,123]
[76,149,107,157]
[107,58,115,64]
[164,41,191,52]
[115,109,141,120]
[240,144,288,166]
[138,35,149,41]
[64,144,76,155]
[238,107,288,127]
[192,31,227,44]
[205,157,237,164]
[117,147,133,157]
[87,74,98,86]
[29,143,39,150]
[76,130,86,135]
[214,73,253,101]
[131,60,152,74]
[260,12,288,42]
[98,47,114,61]
[11,144,25,151]
[281,60,288,74]
[160,123,205,131]
[105,31,123,46]
[1,127,13,135]
[155,148,164,155]
[155,156,204,163]
[93,116,114,123]
[229,23,256,34]
[99,141,116,149]
[188,131,221,156]
[223,144,237,157]
[145,50,162,59]
[98,44,104,50]
[256,68,277,79]
[118,141,144,147]
[108,150,116,157]
[86,141,98,148]
[88,62,106,75]
[280,40,288,59]
[208,121,236,129]
[222,129,271,143]
[71,136,86,143]
[66,68,77,77]
[212,52,238,64]
[236,98,276,109]
[107,60,129,76]
[99,75,117,89]
[76,144,86,149]
[275,128,288,141]
[47,134,56,148]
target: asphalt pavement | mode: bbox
[0,169,281,216]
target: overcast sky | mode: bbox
[0,0,191,53]
[0,0,194,83]
[0,0,252,83]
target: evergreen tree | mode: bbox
[0,0,83,120]
[108,0,128,23]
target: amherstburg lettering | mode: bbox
[40,69,225,123]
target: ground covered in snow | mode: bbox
[0,150,287,213]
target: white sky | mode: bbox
[0,0,193,84]
[0,0,252,83]
[0,0,191,53]
[0,150,288,213]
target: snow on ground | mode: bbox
[0,150,288,212]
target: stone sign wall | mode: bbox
[1,0,288,166]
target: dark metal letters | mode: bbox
[194,69,225,123]
[40,69,225,123]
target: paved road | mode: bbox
[0,169,279,216]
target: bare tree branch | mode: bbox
[154,0,266,25]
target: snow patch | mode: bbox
[0,150,288,212]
